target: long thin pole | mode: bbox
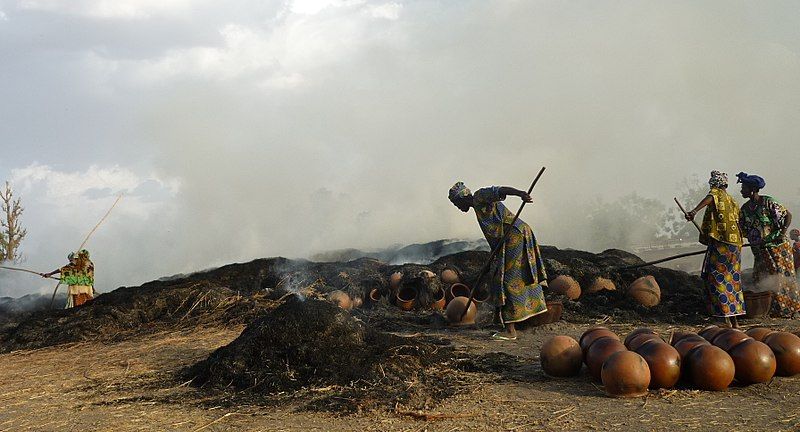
[0,265,59,279]
[459,167,546,321]
[618,243,752,270]
[674,197,702,234]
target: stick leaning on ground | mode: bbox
[459,167,546,321]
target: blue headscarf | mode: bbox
[736,172,766,189]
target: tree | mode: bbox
[0,181,27,263]
[659,175,714,242]
[586,193,667,250]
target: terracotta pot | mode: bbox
[529,301,563,326]
[445,296,477,325]
[685,345,735,391]
[580,329,621,360]
[728,339,776,384]
[628,275,661,307]
[369,288,382,302]
[743,291,773,319]
[351,296,363,309]
[396,286,417,311]
[327,290,352,310]
[389,272,403,290]
[473,287,491,303]
[431,288,446,311]
[588,277,616,294]
[635,339,681,389]
[624,328,657,349]
[698,325,724,342]
[669,331,696,346]
[440,268,460,285]
[540,336,583,377]
[418,270,436,280]
[674,336,711,359]
[628,333,664,352]
[711,329,751,352]
[549,275,581,300]
[763,332,800,376]
[586,337,627,381]
[447,283,471,303]
[745,327,774,342]
[601,351,651,397]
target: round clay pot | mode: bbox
[447,283,471,302]
[389,272,403,290]
[628,275,661,307]
[351,296,363,309]
[369,288,381,302]
[635,339,681,389]
[540,336,583,377]
[601,351,651,397]
[327,290,352,310]
[586,337,627,381]
[588,277,616,294]
[763,332,800,377]
[580,329,621,360]
[728,339,776,384]
[440,268,460,285]
[445,296,477,326]
[745,327,775,342]
[431,288,446,311]
[698,325,724,342]
[549,275,581,300]
[685,345,735,391]
[711,329,751,352]
[674,336,711,359]
[396,286,417,311]
[624,328,657,349]
[418,270,436,279]
[669,331,696,346]
[473,287,491,303]
[628,333,665,352]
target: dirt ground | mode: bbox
[2,317,800,432]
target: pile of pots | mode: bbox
[540,325,800,398]
[383,268,484,324]
[548,274,660,308]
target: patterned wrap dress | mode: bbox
[698,188,745,317]
[739,196,800,317]
[472,187,548,324]
[60,253,95,308]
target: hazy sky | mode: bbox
[1,0,799,297]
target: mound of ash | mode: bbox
[185,296,463,412]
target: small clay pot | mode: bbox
[698,325,724,342]
[745,327,775,342]
[601,351,651,397]
[431,288,446,311]
[728,339,776,384]
[763,332,800,377]
[389,272,403,290]
[447,283,471,302]
[540,335,583,377]
[396,286,417,311]
[549,275,581,300]
[669,331,696,346]
[440,268,460,285]
[674,336,711,359]
[351,296,363,309]
[628,333,664,352]
[628,275,661,307]
[418,270,436,279]
[711,329,751,352]
[369,288,381,302]
[445,296,477,325]
[580,328,621,359]
[624,328,657,349]
[586,337,627,381]
[473,287,491,303]
[327,290,352,310]
[588,277,616,294]
[635,339,681,389]
[684,345,735,391]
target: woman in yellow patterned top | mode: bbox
[42,249,95,308]
[685,171,745,328]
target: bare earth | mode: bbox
[2,318,800,432]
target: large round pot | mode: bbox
[586,337,627,381]
[745,327,775,342]
[327,290,352,310]
[669,331,696,346]
[624,328,657,349]
[684,345,735,391]
[628,275,661,307]
[728,339,776,384]
[529,301,563,326]
[698,325,724,342]
[763,332,800,377]
[674,336,711,359]
[588,277,616,294]
[447,283,471,303]
[396,286,417,311]
[445,296,477,326]
[540,335,583,377]
[580,329,621,361]
[601,351,650,398]
[440,268,460,285]
[635,339,681,389]
[628,333,664,352]
[549,275,581,300]
[711,329,751,352]
[389,272,403,290]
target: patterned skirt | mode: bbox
[701,240,745,317]
[491,225,548,324]
[752,241,800,317]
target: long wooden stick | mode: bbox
[460,167,546,321]
[49,194,123,309]
[674,197,702,234]
[619,243,752,270]
[0,266,58,279]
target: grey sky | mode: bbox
[1,0,799,297]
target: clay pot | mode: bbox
[473,287,491,303]
[763,332,800,376]
[628,333,664,352]
[549,275,581,300]
[389,272,403,290]
[684,345,735,391]
[586,337,627,381]
[628,275,661,307]
[440,268,460,285]
[669,331,696,346]
[351,296,363,309]
[540,336,583,377]
[396,286,417,311]
[327,290,352,310]
[418,270,436,279]
[635,339,681,389]
[431,288,446,311]
[601,351,651,397]
[588,277,616,294]
[369,288,381,302]
[624,328,657,348]
[728,339,776,384]
[711,329,751,352]
[529,301,563,326]
[445,296,477,326]
[698,325,724,342]
[743,290,773,319]
[745,327,774,342]
[580,328,621,358]
[674,336,711,359]
[447,283,471,302]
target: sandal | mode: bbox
[491,332,518,341]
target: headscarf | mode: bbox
[736,172,766,189]
[708,170,728,189]
[448,182,472,203]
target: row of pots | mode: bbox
[384,282,491,312]
[547,275,661,307]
